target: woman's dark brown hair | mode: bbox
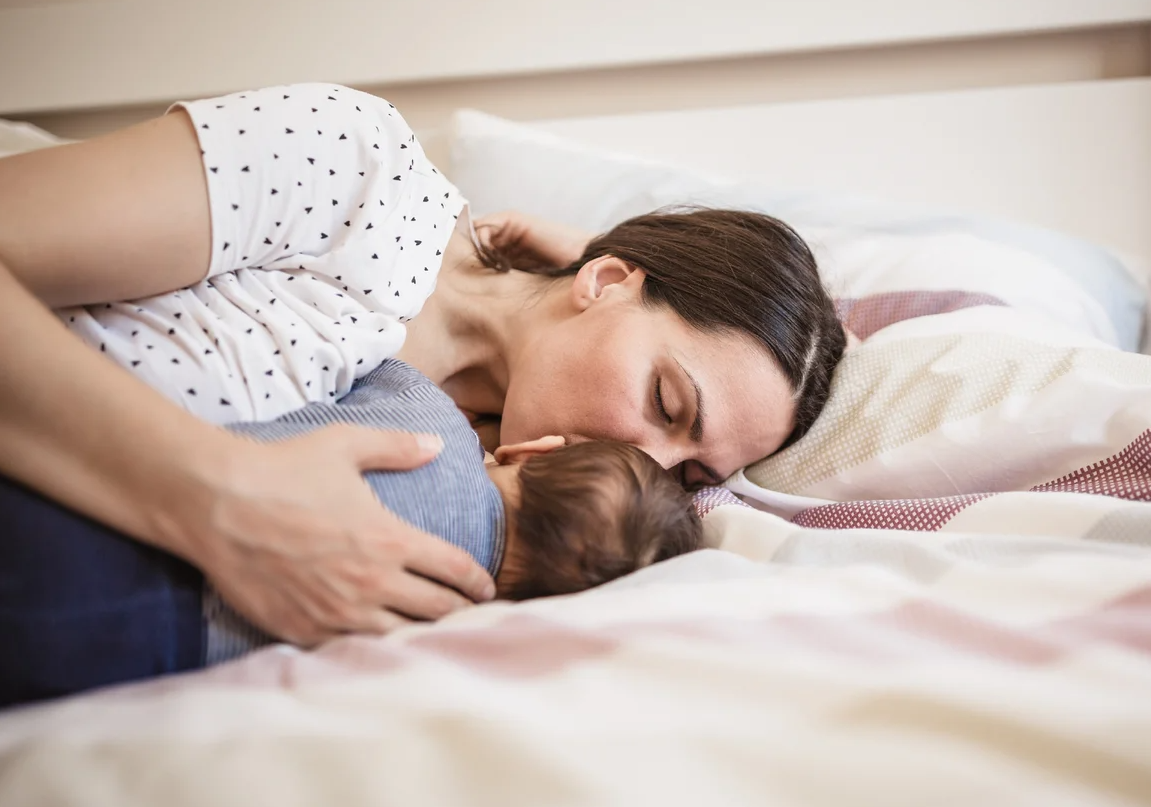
[482,208,845,452]
[498,441,702,601]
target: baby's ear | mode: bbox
[494,435,565,465]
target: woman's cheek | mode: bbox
[574,364,646,444]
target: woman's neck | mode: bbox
[396,230,557,415]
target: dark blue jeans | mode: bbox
[0,476,204,709]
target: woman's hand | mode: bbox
[0,262,494,650]
[185,426,497,646]
[473,210,593,270]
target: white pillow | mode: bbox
[0,118,68,159]
[731,304,1151,510]
[447,109,1146,353]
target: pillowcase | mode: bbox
[447,109,1147,353]
[729,304,1151,510]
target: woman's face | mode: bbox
[500,261,797,487]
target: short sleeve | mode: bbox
[172,83,459,281]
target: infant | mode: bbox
[0,359,702,705]
[210,359,703,661]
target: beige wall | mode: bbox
[2,1,1150,140]
[16,24,1151,141]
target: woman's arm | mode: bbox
[0,111,211,307]
[0,108,495,643]
[0,261,494,644]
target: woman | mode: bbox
[0,84,844,648]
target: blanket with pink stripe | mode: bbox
[2,287,1149,807]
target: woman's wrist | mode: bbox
[138,424,250,569]
[0,258,245,568]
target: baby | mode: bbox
[209,358,703,662]
[0,357,705,705]
[0,357,702,703]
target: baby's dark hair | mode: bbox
[497,441,703,601]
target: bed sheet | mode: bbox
[0,498,1149,807]
[3,112,1151,807]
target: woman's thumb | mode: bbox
[336,426,443,471]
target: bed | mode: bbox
[1,3,1151,806]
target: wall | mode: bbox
[1,0,1149,140]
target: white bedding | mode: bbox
[1,502,1149,807]
[1,112,1150,807]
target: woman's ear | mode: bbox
[570,256,639,312]
[494,435,565,465]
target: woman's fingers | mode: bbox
[399,528,497,605]
[345,606,414,637]
[323,424,444,472]
[374,569,475,621]
[474,210,591,269]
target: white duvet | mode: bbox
[2,113,1150,807]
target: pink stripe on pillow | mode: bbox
[792,494,992,531]
[836,290,1007,340]
[1032,430,1151,502]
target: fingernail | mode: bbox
[417,434,443,454]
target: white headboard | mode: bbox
[2,0,1149,267]
[528,79,1151,269]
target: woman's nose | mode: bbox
[640,441,686,471]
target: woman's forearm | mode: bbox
[0,260,233,563]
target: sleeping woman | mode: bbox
[0,84,845,652]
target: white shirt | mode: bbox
[58,83,466,424]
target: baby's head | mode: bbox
[485,439,703,600]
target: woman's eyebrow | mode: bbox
[674,358,705,444]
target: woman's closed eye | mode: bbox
[654,377,674,425]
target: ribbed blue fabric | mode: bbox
[205,359,505,664]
